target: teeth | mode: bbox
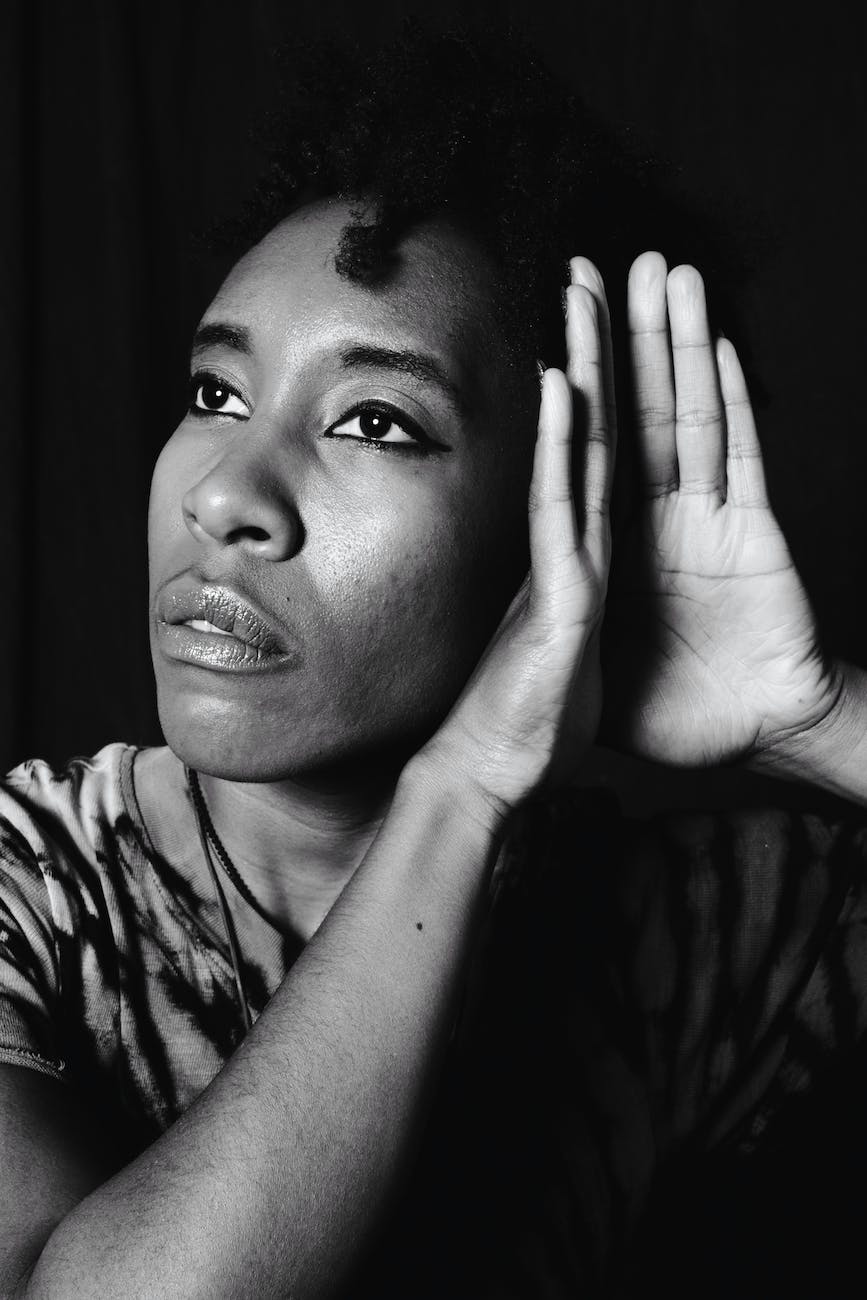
[187,619,233,637]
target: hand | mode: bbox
[594,252,841,769]
[421,268,615,817]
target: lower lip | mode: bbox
[156,622,295,673]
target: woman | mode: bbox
[2,27,866,1298]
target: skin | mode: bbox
[149,199,537,785]
[0,223,608,1300]
[1,202,866,1297]
[594,253,844,768]
[144,199,541,937]
[145,207,855,951]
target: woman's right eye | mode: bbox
[188,374,250,419]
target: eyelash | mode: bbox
[187,372,444,455]
[325,401,438,454]
[187,372,249,421]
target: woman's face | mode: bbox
[149,200,536,781]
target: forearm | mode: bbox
[23,755,503,1300]
[750,659,867,807]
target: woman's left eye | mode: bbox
[327,406,428,449]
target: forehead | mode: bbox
[209,200,501,373]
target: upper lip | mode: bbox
[156,574,290,656]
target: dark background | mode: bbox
[3,3,867,1293]
[2,0,866,799]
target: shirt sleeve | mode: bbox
[0,811,65,1079]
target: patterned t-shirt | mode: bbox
[0,742,866,1296]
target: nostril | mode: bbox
[181,478,302,559]
[228,525,270,544]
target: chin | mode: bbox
[159,699,324,782]
[156,682,425,786]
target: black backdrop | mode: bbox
[3,0,866,797]
[3,3,867,1292]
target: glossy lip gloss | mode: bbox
[154,580,297,673]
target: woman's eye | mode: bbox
[189,375,250,418]
[329,408,427,447]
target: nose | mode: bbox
[181,442,302,562]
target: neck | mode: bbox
[196,763,398,942]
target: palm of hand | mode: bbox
[604,493,828,766]
[581,253,838,770]
[433,253,839,810]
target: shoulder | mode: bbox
[1,741,138,849]
[0,744,237,1129]
[0,741,151,932]
[0,744,144,1081]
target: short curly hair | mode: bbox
[218,21,749,381]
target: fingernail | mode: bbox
[536,359,547,387]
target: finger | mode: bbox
[569,257,619,448]
[565,282,614,552]
[716,338,769,508]
[528,367,580,607]
[627,251,677,498]
[667,264,726,498]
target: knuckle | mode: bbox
[646,476,679,498]
[727,445,763,462]
[636,401,673,426]
[670,339,712,356]
[676,408,724,431]
[528,487,571,515]
[677,478,723,496]
[629,322,669,339]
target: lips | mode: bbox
[155,574,293,672]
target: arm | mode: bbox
[4,285,614,1299]
[18,762,501,1300]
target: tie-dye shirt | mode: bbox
[0,742,866,1295]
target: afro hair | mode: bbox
[216,21,754,382]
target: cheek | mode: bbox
[304,472,527,729]
[147,436,188,583]
[148,433,531,771]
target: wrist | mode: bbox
[748,659,852,783]
[357,747,508,931]
[401,742,512,839]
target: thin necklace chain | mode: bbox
[186,767,251,1032]
[187,768,274,929]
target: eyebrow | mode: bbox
[190,325,469,415]
[191,321,253,359]
[338,344,468,415]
